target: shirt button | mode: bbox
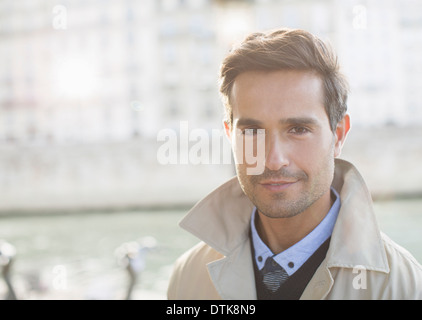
[288,262,294,268]
[257,256,263,262]
[271,259,277,267]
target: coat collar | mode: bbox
[179,176,256,299]
[179,175,254,256]
[327,159,389,273]
[179,159,389,299]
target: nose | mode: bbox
[265,133,289,171]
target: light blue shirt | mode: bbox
[250,187,340,276]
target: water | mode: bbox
[1,199,421,300]
[373,199,422,261]
[0,210,199,300]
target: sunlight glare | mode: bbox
[52,56,99,99]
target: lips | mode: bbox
[260,180,297,185]
[259,180,297,191]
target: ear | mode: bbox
[334,114,351,158]
[223,120,232,140]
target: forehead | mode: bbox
[231,69,324,107]
[230,70,326,122]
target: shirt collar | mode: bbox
[251,187,341,276]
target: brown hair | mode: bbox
[219,28,349,132]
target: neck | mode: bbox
[256,189,333,254]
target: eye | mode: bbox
[289,126,310,135]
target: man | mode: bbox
[167,28,422,299]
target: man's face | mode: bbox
[226,70,347,219]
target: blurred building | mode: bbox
[0,0,421,211]
[0,0,216,144]
[1,0,422,143]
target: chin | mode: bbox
[256,201,310,219]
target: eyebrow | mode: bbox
[235,117,320,127]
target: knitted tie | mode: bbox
[261,257,289,292]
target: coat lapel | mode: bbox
[207,237,257,300]
[300,263,333,299]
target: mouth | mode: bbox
[259,180,297,192]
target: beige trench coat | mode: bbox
[167,159,422,299]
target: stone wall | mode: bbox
[1,126,421,213]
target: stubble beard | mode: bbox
[237,157,335,219]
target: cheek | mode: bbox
[232,133,264,168]
[293,138,335,176]
[234,162,255,197]
[231,130,243,164]
[310,146,335,186]
[292,140,319,162]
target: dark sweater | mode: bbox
[252,237,330,300]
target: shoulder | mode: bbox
[380,232,422,299]
[381,232,422,274]
[167,242,223,300]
